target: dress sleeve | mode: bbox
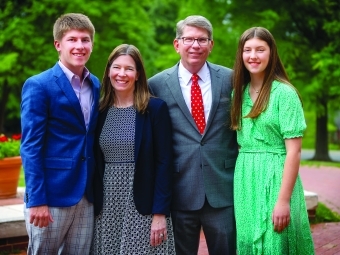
[278,86,307,139]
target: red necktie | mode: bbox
[191,74,206,134]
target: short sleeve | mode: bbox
[278,86,306,139]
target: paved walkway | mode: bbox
[198,222,340,255]
[300,166,340,215]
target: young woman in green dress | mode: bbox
[231,27,315,254]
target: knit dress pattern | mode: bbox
[234,81,315,254]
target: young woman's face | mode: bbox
[242,38,270,76]
[108,55,138,96]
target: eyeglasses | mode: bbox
[178,37,211,46]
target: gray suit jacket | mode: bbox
[148,62,238,211]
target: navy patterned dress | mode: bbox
[91,106,175,255]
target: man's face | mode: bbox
[174,25,213,73]
[54,29,93,75]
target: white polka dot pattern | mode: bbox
[191,73,206,134]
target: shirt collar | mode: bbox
[178,62,209,86]
[58,61,90,83]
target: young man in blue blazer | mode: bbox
[20,13,100,254]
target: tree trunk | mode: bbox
[312,98,331,161]
[0,80,10,133]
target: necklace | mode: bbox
[250,84,260,93]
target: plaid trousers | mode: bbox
[24,196,94,255]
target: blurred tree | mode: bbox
[73,0,157,78]
[147,0,182,72]
[148,0,239,71]
[0,0,158,133]
[224,0,340,161]
[0,0,68,133]
[2,0,339,161]
[282,0,339,161]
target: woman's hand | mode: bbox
[150,214,167,246]
[272,201,290,233]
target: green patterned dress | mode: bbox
[234,81,315,254]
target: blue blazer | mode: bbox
[93,98,173,216]
[20,63,100,208]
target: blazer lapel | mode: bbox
[89,75,100,127]
[53,64,85,126]
[134,110,145,162]
[166,65,198,131]
[205,62,223,133]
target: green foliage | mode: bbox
[310,202,340,224]
[0,53,18,73]
[303,111,316,149]
[19,166,25,187]
[0,134,21,159]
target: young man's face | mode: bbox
[54,29,93,75]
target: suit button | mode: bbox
[200,141,205,146]
[81,157,86,161]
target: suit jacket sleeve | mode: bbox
[150,100,173,215]
[21,76,49,206]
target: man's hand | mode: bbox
[29,205,54,228]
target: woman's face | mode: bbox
[108,55,138,96]
[242,38,270,77]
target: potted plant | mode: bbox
[0,133,22,198]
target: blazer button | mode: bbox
[81,157,86,161]
[200,141,205,146]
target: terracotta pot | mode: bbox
[0,156,22,199]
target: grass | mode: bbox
[18,167,25,187]
[300,160,340,168]
[310,202,340,224]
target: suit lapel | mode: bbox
[166,65,199,131]
[53,64,85,126]
[205,62,223,133]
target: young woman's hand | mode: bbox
[272,201,290,233]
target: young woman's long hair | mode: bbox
[99,44,150,113]
[230,27,297,130]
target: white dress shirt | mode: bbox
[178,61,212,123]
[58,61,93,129]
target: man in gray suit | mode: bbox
[148,15,238,255]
